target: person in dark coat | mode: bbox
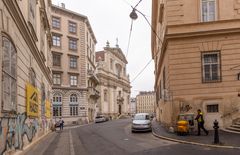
[59,118,64,130]
[195,109,209,136]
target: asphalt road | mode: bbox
[23,119,240,155]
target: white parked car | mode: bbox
[131,113,152,132]
[95,115,106,123]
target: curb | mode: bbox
[14,131,52,155]
[152,129,240,149]
[64,122,94,129]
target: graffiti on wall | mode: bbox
[0,112,38,155]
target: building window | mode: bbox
[52,16,60,29]
[104,90,108,101]
[70,105,78,116]
[123,67,126,76]
[41,83,46,116]
[53,73,61,85]
[207,104,219,113]
[70,75,77,86]
[53,94,62,116]
[52,34,61,47]
[69,56,77,69]
[28,0,37,31]
[70,94,78,116]
[53,94,62,102]
[69,38,77,50]
[201,0,216,22]
[116,64,122,78]
[110,59,113,70]
[69,21,77,33]
[53,105,62,116]
[202,52,221,82]
[2,36,17,112]
[29,68,36,87]
[70,94,78,102]
[53,53,61,67]
[163,67,166,89]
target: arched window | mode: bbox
[2,36,17,112]
[69,94,78,116]
[53,93,62,116]
[70,94,78,103]
[53,93,62,103]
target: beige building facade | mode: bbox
[0,0,52,154]
[136,91,156,114]
[152,0,240,130]
[96,42,131,118]
[130,97,137,115]
[51,4,99,124]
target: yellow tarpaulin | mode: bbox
[26,83,39,117]
[45,100,51,118]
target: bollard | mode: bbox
[213,120,220,144]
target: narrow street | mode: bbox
[23,119,240,155]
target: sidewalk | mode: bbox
[152,120,240,149]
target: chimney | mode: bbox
[61,3,65,9]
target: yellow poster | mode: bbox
[45,100,51,118]
[26,83,39,117]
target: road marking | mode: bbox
[69,130,75,155]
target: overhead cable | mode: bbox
[130,8,163,83]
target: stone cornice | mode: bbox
[53,86,88,91]
[154,19,240,88]
[166,19,240,39]
[97,73,131,90]
[97,68,130,83]
[3,0,52,84]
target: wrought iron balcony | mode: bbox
[87,69,99,83]
[88,87,100,99]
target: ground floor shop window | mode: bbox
[53,105,62,116]
[70,105,78,116]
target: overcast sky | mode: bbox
[52,0,154,97]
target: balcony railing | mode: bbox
[87,69,99,83]
[88,87,100,98]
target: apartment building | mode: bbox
[136,91,156,114]
[0,0,52,154]
[130,98,137,115]
[152,0,240,130]
[51,4,99,124]
[96,42,131,118]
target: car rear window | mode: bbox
[134,115,150,120]
[96,116,103,118]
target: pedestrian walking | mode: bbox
[195,109,209,136]
[59,118,64,130]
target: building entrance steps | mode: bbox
[224,119,240,134]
